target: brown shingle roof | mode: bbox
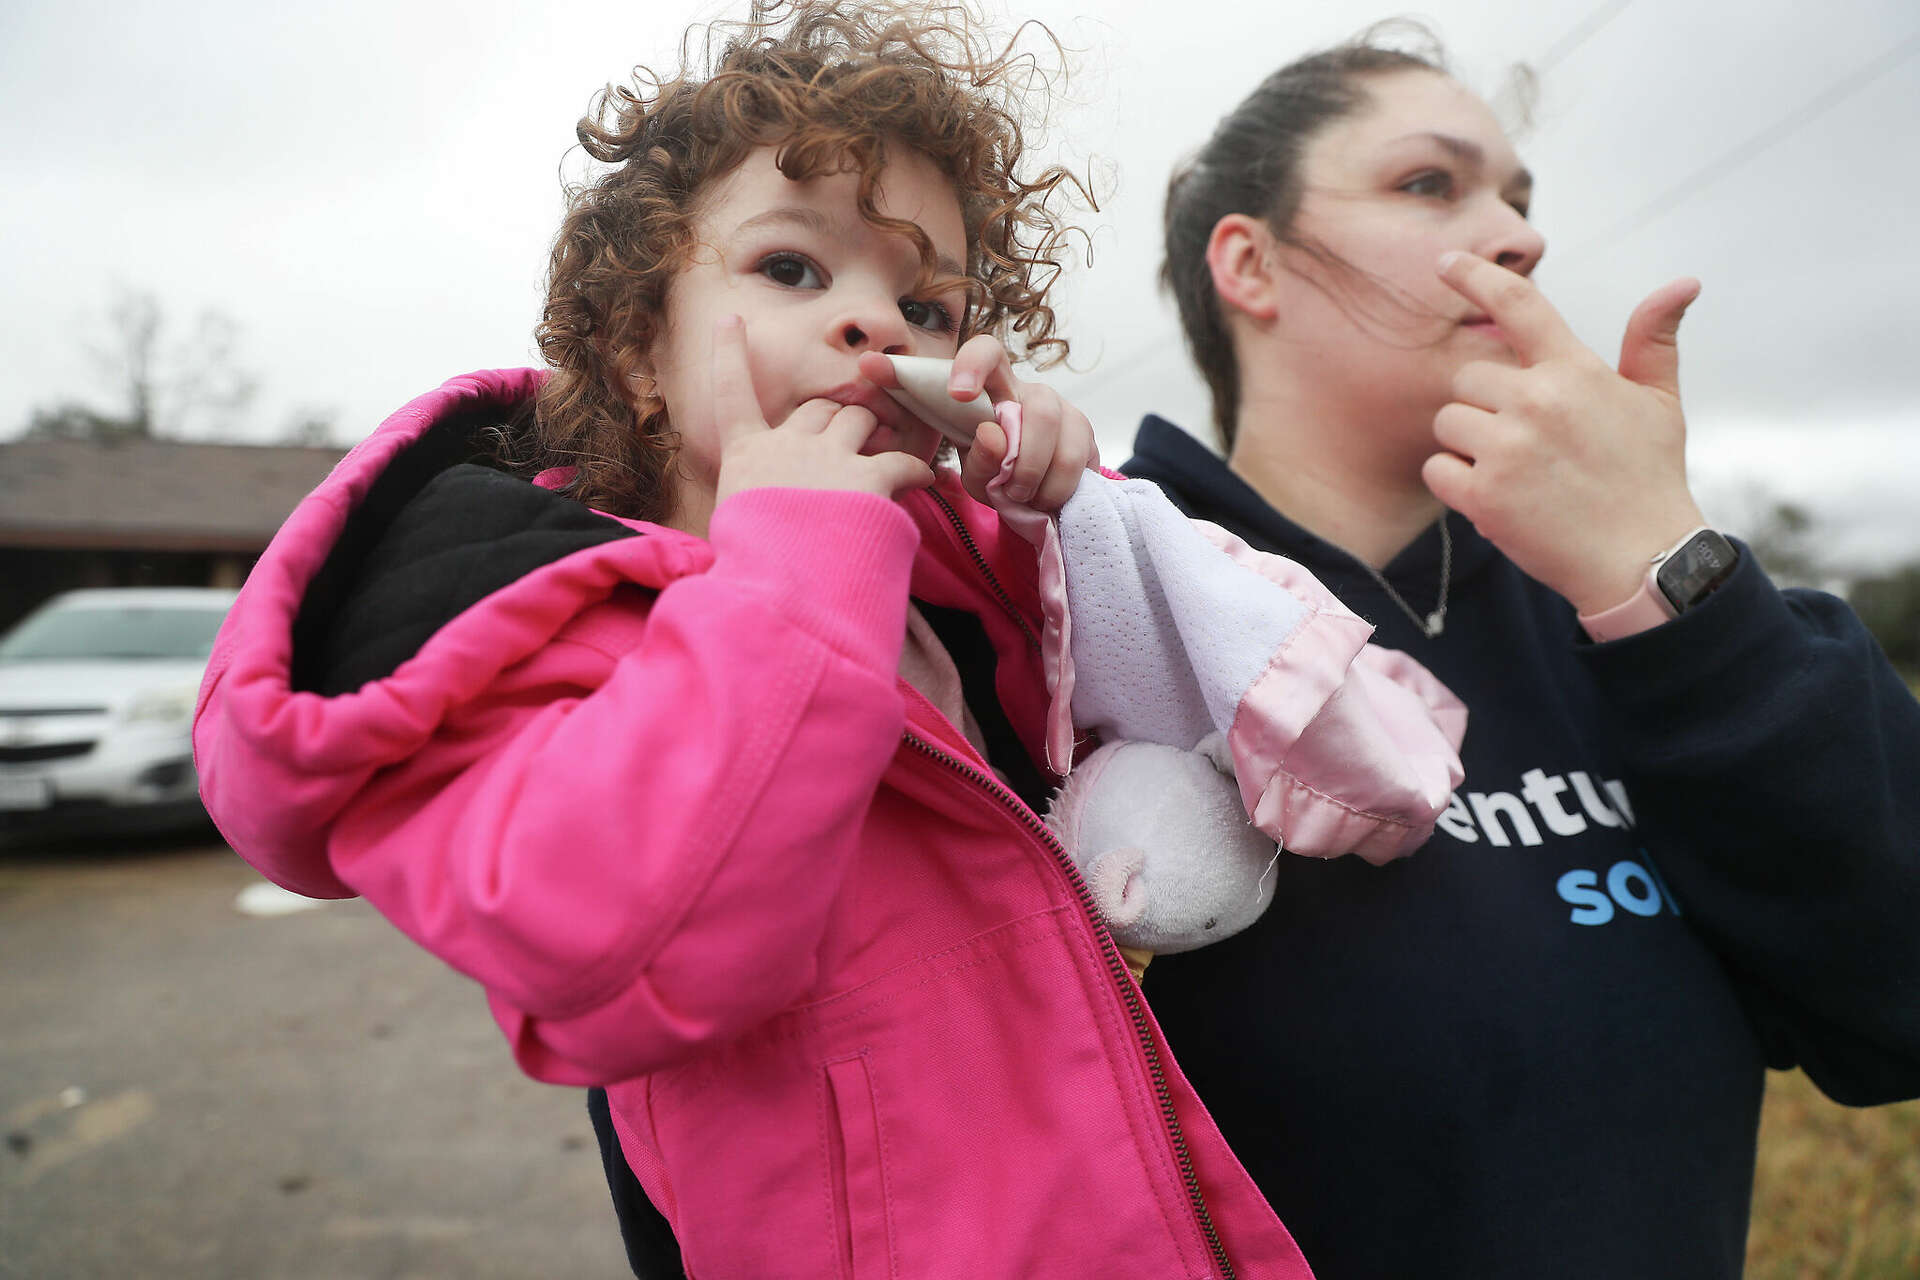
[0,437,348,551]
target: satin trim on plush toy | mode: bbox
[983,407,1466,863]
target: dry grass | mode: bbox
[1744,675,1920,1276]
[1746,1068,1920,1278]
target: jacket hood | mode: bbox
[193,369,714,899]
[196,369,1054,902]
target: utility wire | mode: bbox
[1535,0,1636,73]
[1565,28,1920,258]
[1059,330,1183,401]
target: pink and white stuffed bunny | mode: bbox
[885,358,1468,973]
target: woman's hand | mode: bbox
[1422,253,1709,616]
[712,317,935,507]
[860,336,1098,512]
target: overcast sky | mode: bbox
[3,0,1916,569]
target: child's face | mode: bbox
[647,145,969,516]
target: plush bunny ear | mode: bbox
[881,355,992,448]
[1194,730,1236,776]
[1083,846,1147,927]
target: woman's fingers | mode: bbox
[1420,451,1477,516]
[1449,360,1525,412]
[1422,263,1708,615]
[1436,253,1584,367]
[1431,401,1499,457]
[1616,277,1701,397]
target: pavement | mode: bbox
[1,830,632,1279]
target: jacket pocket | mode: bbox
[821,1051,894,1280]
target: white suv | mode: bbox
[0,587,239,837]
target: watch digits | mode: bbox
[1578,527,1740,643]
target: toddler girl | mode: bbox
[194,4,1450,1275]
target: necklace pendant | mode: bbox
[1425,609,1445,637]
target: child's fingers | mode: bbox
[820,403,879,448]
[1004,392,1060,503]
[961,419,1007,505]
[855,351,900,388]
[949,334,1013,400]
[867,452,937,495]
[1032,405,1097,511]
[709,315,767,442]
[778,399,845,434]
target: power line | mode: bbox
[1061,330,1182,399]
[1535,0,1636,73]
[1565,28,1920,259]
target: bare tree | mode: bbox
[1740,499,1823,589]
[280,407,341,446]
[24,401,141,442]
[1850,565,1920,674]
[25,288,258,441]
[1706,480,1827,589]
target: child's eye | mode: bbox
[758,253,824,289]
[899,297,956,335]
[1398,170,1454,199]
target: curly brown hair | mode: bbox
[526,0,1085,523]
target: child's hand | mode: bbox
[860,336,1098,511]
[711,317,935,508]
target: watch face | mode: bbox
[1656,530,1739,612]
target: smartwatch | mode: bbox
[1578,527,1740,642]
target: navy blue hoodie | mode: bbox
[1122,414,1920,1280]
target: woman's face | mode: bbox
[1269,69,1545,434]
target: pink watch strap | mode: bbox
[1577,524,1721,642]
[1578,574,1676,642]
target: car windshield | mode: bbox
[0,604,231,662]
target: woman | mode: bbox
[1123,31,1920,1280]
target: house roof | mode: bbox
[0,437,348,551]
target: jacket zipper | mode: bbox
[919,490,1236,1280]
[926,489,1042,653]
[901,734,1235,1280]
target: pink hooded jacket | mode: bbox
[194,367,1429,1278]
